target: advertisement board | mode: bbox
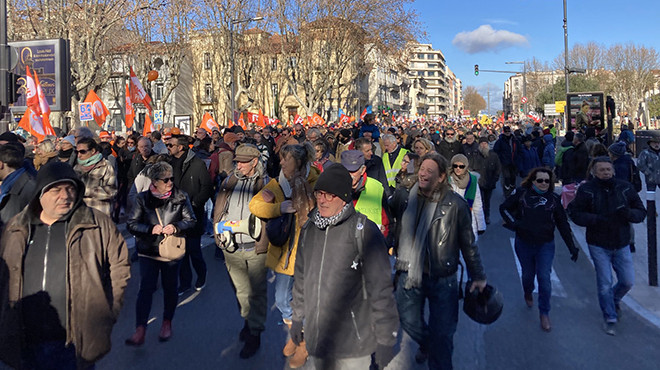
[566,92,605,132]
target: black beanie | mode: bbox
[314,163,352,204]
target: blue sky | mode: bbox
[413,0,660,112]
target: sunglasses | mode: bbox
[158,177,174,184]
[166,143,175,148]
[446,133,455,136]
[535,178,551,184]
[452,164,466,169]
[77,149,90,155]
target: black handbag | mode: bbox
[266,211,295,247]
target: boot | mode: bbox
[288,340,308,369]
[282,322,297,357]
[239,320,250,342]
[239,333,261,359]
[125,326,146,346]
[540,314,551,332]
[524,292,533,308]
[159,320,172,342]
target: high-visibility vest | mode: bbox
[354,176,384,227]
[383,148,408,188]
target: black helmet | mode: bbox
[463,282,503,325]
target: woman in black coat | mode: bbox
[126,161,196,345]
[500,167,579,332]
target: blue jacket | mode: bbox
[542,134,555,169]
[516,146,541,177]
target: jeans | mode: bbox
[179,235,207,289]
[224,248,268,334]
[479,186,494,219]
[514,238,555,315]
[588,244,635,322]
[136,257,180,327]
[310,355,371,370]
[396,272,458,370]
[274,272,294,321]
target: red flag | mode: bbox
[84,90,110,127]
[142,114,154,137]
[311,113,325,126]
[125,84,134,129]
[293,114,303,126]
[18,107,47,141]
[24,66,41,114]
[496,112,505,124]
[34,71,55,137]
[129,66,153,113]
[257,110,266,128]
[247,112,258,124]
[201,112,220,133]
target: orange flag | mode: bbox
[142,114,154,137]
[238,113,247,130]
[34,71,55,137]
[84,90,110,127]
[201,112,220,133]
[125,84,134,129]
[24,66,41,114]
[257,109,266,128]
[311,113,325,126]
[129,66,153,113]
[18,107,48,141]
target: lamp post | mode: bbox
[506,61,526,115]
[563,0,569,130]
[230,16,264,124]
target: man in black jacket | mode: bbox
[472,137,501,224]
[561,133,589,185]
[391,152,487,368]
[290,164,398,370]
[0,143,36,231]
[568,157,646,336]
[436,128,462,161]
[167,135,213,293]
[493,126,519,197]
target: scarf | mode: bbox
[395,183,439,289]
[77,153,103,171]
[312,203,351,230]
[0,167,26,204]
[279,164,314,224]
[149,183,172,199]
[450,171,470,189]
[58,148,73,159]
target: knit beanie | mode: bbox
[313,163,352,203]
[608,141,627,158]
[450,153,469,167]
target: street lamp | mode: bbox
[506,61,527,114]
[230,16,264,124]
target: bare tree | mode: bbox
[463,86,486,116]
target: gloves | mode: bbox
[374,344,396,369]
[290,320,304,345]
[570,248,579,262]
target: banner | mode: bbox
[84,90,110,127]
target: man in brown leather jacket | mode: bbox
[392,152,487,369]
[0,161,130,369]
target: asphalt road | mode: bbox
[98,184,660,370]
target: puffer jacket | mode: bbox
[127,187,196,258]
[175,149,213,236]
[249,167,320,275]
[0,162,130,366]
[291,206,398,359]
[568,177,646,249]
[391,188,486,281]
[637,147,660,185]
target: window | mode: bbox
[289,57,297,68]
[418,53,425,59]
[203,53,212,70]
[417,71,424,76]
[271,57,278,71]
[155,84,164,101]
[428,71,435,77]
[271,83,279,98]
[111,57,123,73]
[204,83,213,102]
[428,63,437,68]
[428,54,435,59]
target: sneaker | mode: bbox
[603,322,616,336]
[239,333,260,359]
[178,285,191,297]
[194,276,207,291]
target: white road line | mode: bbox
[509,238,567,298]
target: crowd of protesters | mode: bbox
[0,110,650,369]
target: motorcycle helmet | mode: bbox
[463,281,503,325]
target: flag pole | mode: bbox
[0,0,10,133]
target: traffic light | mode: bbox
[474,64,479,76]
[7,72,21,105]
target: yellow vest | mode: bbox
[354,176,384,227]
[383,148,408,188]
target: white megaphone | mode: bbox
[214,214,262,252]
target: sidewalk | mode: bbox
[569,181,660,329]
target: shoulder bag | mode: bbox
[155,208,186,261]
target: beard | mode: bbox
[479,146,490,156]
[444,135,456,143]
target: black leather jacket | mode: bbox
[127,187,196,258]
[391,189,487,281]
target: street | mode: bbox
[98,184,660,370]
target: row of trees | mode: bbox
[7,0,421,127]
[525,42,659,118]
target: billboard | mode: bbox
[567,92,605,132]
[9,38,71,112]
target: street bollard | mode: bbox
[647,190,658,286]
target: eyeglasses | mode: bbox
[77,149,90,155]
[314,190,337,201]
[166,143,175,148]
[452,164,466,169]
[535,178,551,184]
[158,177,174,184]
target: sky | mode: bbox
[413,0,660,113]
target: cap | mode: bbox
[234,143,261,162]
[62,135,76,147]
[99,131,111,139]
[340,150,365,172]
[0,131,19,143]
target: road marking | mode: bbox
[509,238,567,298]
